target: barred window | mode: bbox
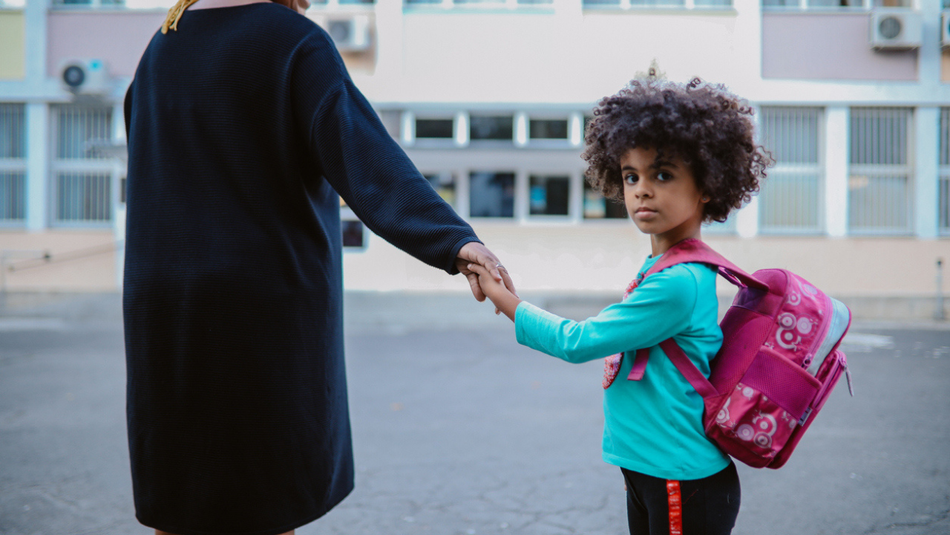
[849,107,913,234]
[759,107,822,233]
[940,108,950,234]
[52,105,114,227]
[0,104,26,225]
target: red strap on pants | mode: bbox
[667,480,683,535]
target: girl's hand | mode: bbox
[467,263,521,322]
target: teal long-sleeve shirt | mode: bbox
[514,255,731,480]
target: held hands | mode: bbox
[456,242,517,308]
[467,263,521,322]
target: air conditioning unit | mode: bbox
[869,10,922,50]
[59,58,111,95]
[942,11,950,50]
[325,16,371,53]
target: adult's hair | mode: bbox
[582,76,772,223]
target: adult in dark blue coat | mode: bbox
[123,1,512,534]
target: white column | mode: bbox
[373,0,404,82]
[569,112,583,147]
[824,106,849,238]
[400,110,414,145]
[736,103,762,238]
[24,0,48,87]
[454,111,469,148]
[25,103,48,231]
[514,112,528,148]
[735,196,758,238]
[914,107,939,239]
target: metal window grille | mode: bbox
[52,105,115,226]
[0,104,26,225]
[56,106,113,160]
[849,107,913,234]
[55,172,111,223]
[759,107,822,233]
[0,172,25,222]
[940,108,950,234]
[0,104,25,159]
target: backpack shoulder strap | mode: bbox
[624,239,765,387]
[659,339,717,398]
[642,238,768,292]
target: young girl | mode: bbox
[469,76,770,535]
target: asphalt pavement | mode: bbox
[0,292,948,535]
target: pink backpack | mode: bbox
[627,239,853,469]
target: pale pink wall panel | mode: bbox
[47,12,165,78]
[762,13,917,81]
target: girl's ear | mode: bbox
[701,195,710,203]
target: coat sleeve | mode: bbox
[291,28,478,274]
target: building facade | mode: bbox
[0,0,948,318]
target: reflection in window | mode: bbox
[415,118,454,139]
[424,172,457,207]
[57,106,112,159]
[469,172,515,218]
[342,220,365,248]
[470,115,513,142]
[628,0,685,5]
[583,181,627,219]
[529,119,568,140]
[529,175,570,216]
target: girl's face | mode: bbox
[620,146,708,255]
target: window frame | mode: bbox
[49,104,117,228]
[847,106,915,236]
[0,103,26,227]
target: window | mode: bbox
[52,0,124,7]
[342,220,365,248]
[583,181,627,220]
[0,104,26,225]
[940,108,950,235]
[586,0,731,8]
[849,107,913,234]
[424,172,457,208]
[469,172,514,218]
[759,107,822,233]
[529,119,568,141]
[470,115,513,143]
[405,0,551,5]
[52,105,114,226]
[529,175,570,217]
[415,118,454,140]
[762,0,863,8]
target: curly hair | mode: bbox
[582,76,772,223]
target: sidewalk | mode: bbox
[1,292,948,535]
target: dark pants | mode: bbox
[621,463,740,535]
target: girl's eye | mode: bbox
[624,174,638,185]
[657,171,674,182]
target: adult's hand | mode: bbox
[456,242,517,305]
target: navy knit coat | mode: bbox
[123,5,478,534]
